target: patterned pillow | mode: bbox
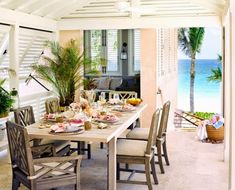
[109,78,123,90]
[98,77,111,90]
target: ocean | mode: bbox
[178,59,222,113]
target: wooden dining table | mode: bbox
[26,103,147,190]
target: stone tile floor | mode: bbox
[0,130,228,190]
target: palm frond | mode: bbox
[178,28,192,57]
[189,27,205,55]
[208,67,222,83]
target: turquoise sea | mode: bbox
[178,59,222,113]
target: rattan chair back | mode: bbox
[14,106,35,126]
[6,121,34,176]
[157,101,171,139]
[45,97,61,114]
[145,109,161,155]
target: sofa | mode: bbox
[116,75,140,97]
[85,75,140,99]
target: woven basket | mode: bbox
[206,125,224,141]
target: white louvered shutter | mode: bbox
[134,29,140,72]
[0,24,10,83]
[107,30,118,72]
[19,28,54,79]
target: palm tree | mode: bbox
[32,40,100,106]
[208,54,222,83]
[178,28,205,113]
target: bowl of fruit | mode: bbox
[127,98,143,106]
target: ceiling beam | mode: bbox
[186,0,224,15]
[131,0,140,18]
[15,0,42,11]
[0,7,57,31]
[0,0,12,6]
[58,15,221,30]
[30,0,63,15]
[3,0,28,10]
[47,0,91,20]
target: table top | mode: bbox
[27,104,147,143]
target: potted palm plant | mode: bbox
[32,39,100,107]
[0,79,14,118]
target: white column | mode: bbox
[223,11,231,162]
[9,24,19,91]
[228,0,235,188]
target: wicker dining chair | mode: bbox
[116,109,161,190]
[126,101,171,174]
[45,97,61,114]
[6,121,82,190]
[109,91,137,100]
[14,106,70,156]
[45,98,92,159]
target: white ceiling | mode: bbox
[0,0,227,21]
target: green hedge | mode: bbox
[194,112,214,120]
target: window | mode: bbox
[133,30,140,72]
[107,30,118,72]
[84,30,120,75]
[90,30,102,61]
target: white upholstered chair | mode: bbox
[116,109,161,190]
[126,101,171,174]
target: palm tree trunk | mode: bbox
[190,57,196,113]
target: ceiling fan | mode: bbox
[115,1,155,14]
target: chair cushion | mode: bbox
[117,139,147,156]
[98,77,111,90]
[41,139,70,152]
[109,78,123,90]
[126,128,149,140]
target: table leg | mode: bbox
[108,137,117,190]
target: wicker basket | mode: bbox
[206,124,224,141]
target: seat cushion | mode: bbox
[97,77,111,90]
[117,139,147,156]
[126,128,149,140]
[41,139,70,152]
[109,78,122,90]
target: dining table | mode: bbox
[26,103,147,190]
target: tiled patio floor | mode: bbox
[0,130,228,190]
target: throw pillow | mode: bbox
[109,78,123,90]
[98,77,111,90]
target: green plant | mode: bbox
[194,112,214,120]
[32,39,100,106]
[0,81,14,117]
[178,27,205,113]
[208,54,222,83]
[83,78,97,90]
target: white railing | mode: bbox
[20,91,56,121]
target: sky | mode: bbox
[178,27,222,60]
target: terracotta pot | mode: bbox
[206,124,224,141]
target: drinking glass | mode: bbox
[113,93,119,100]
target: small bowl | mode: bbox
[127,98,143,106]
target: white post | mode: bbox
[228,0,235,188]
[9,24,19,91]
